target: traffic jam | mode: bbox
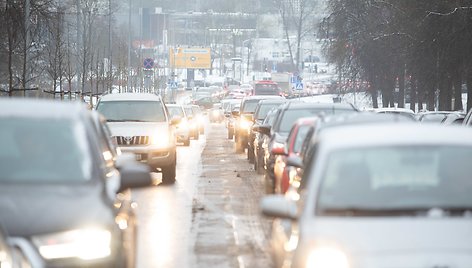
[1,79,472,268]
[2,1,472,267]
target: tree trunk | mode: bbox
[397,67,405,108]
[452,69,463,111]
[410,78,417,112]
[438,72,448,111]
[467,68,472,112]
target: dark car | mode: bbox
[0,99,151,268]
[234,96,285,153]
[253,102,358,194]
[247,99,286,163]
[253,109,278,176]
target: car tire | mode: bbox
[228,129,234,139]
[162,163,176,184]
[183,138,190,146]
[264,172,274,194]
[235,136,244,153]
[256,157,264,175]
[247,146,255,164]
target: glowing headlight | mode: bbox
[33,229,111,260]
[177,119,189,129]
[151,131,170,147]
[240,118,252,130]
[306,247,349,268]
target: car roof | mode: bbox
[281,101,356,110]
[98,93,162,101]
[242,95,284,101]
[374,107,415,114]
[318,123,472,150]
[0,98,88,120]
[257,99,287,104]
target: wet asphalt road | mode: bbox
[131,120,273,268]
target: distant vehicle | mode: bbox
[96,93,179,184]
[183,105,200,140]
[253,80,282,96]
[418,111,465,125]
[234,96,285,153]
[166,104,191,146]
[0,98,151,268]
[253,102,358,194]
[253,109,278,176]
[248,99,287,163]
[373,107,416,120]
[262,123,472,268]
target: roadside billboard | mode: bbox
[169,47,211,69]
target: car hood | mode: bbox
[107,121,169,136]
[0,183,113,237]
[299,218,472,267]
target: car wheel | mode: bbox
[162,163,176,184]
[247,146,255,164]
[183,138,190,146]
[256,157,264,175]
[235,136,244,153]
[264,172,274,194]
[228,129,234,139]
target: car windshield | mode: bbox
[316,146,472,216]
[167,106,184,118]
[256,103,282,120]
[242,100,261,113]
[278,108,353,133]
[0,118,92,182]
[97,101,166,122]
[184,107,194,116]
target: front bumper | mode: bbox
[120,145,176,168]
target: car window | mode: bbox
[167,106,185,118]
[277,108,354,133]
[293,125,311,153]
[241,100,261,113]
[316,146,472,215]
[97,101,166,122]
[0,118,92,182]
[255,103,283,120]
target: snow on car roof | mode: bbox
[318,123,472,150]
[98,93,162,102]
[0,98,87,119]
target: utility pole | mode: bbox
[108,0,112,93]
[75,0,81,97]
[24,0,30,96]
[127,0,131,92]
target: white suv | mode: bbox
[96,93,178,184]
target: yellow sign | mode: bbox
[169,47,211,69]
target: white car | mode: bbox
[96,93,179,184]
[262,123,472,268]
[166,104,191,146]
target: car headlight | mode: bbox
[151,131,171,147]
[177,119,189,129]
[240,118,252,130]
[32,228,112,260]
[305,246,349,268]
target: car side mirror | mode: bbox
[253,124,271,136]
[286,156,303,169]
[260,195,298,220]
[118,161,152,192]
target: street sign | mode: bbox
[169,81,178,89]
[143,58,154,69]
[290,76,299,84]
[295,82,304,90]
[169,47,211,69]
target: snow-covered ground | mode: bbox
[299,92,469,113]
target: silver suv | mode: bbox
[96,93,178,184]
